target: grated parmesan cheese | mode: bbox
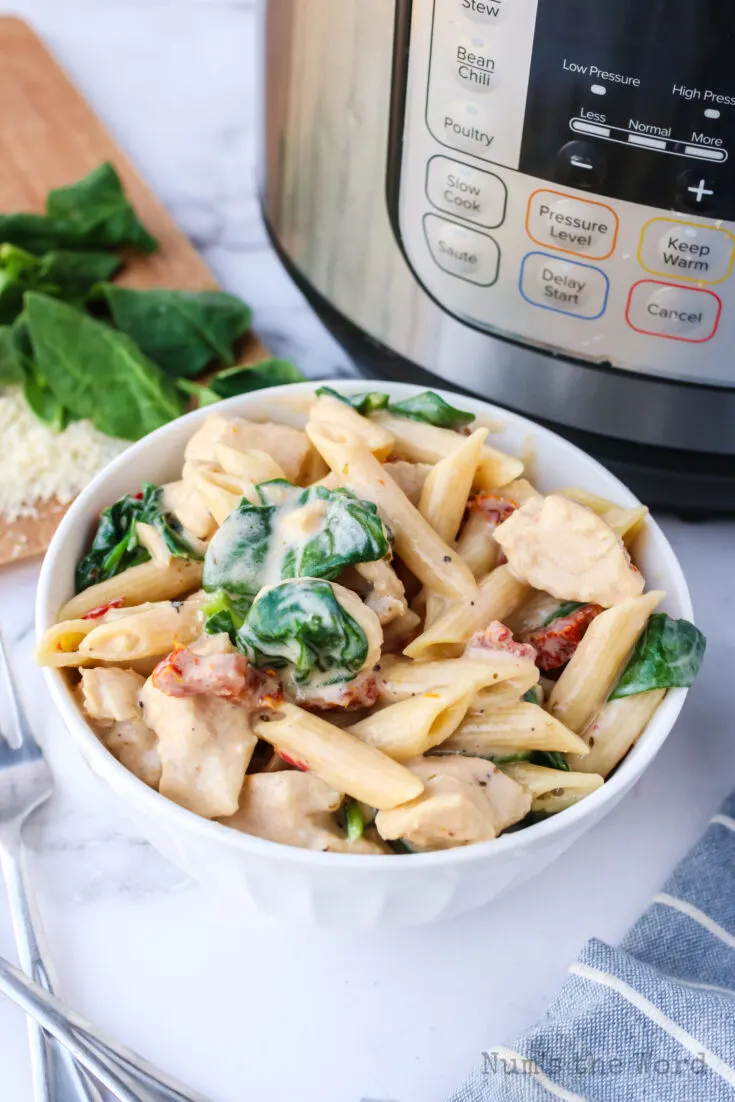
[0,388,129,521]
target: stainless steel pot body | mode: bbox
[260,0,735,472]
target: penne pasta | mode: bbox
[568,689,666,778]
[310,394,395,460]
[372,412,523,489]
[548,589,665,733]
[185,413,310,481]
[182,460,258,525]
[455,510,501,579]
[443,702,589,757]
[306,421,477,600]
[57,558,204,622]
[382,460,431,506]
[418,428,488,544]
[472,666,541,709]
[348,684,475,760]
[35,618,99,668]
[78,593,207,664]
[213,444,286,484]
[404,564,530,659]
[253,702,424,809]
[499,761,604,813]
[376,652,537,703]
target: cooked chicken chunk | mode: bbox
[220,772,390,853]
[494,494,644,608]
[139,679,257,818]
[375,755,531,851]
[79,668,161,787]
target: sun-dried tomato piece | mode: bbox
[522,604,603,671]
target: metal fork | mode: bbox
[0,628,104,1102]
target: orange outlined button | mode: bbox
[626,280,722,343]
[638,217,735,284]
[526,189,619,260]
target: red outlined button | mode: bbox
[625,280,722,343]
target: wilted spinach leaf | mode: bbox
[95,285,252,378]
[237,578,368,683]
[315,386,390,415]
[180,358,305,407]
[25,293,183,440]
[388,391,475,430]
[542,601,585,627]
[522,685,543,705]
[609,613,706,699]
[203,481,389,598]
[75,482,203,592]
[0,164,157,255]
[202,589,252,642]
[531,751,571,772]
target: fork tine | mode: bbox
[0,627,37,750]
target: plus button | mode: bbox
[687,178,715,203]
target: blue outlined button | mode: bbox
[519,251,609,319]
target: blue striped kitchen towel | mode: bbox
[449,792,735,1102]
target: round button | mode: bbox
[555,141,607,189]
[456,0,508,24]
[440,99,496,158]
[675,169,717,214]
[450,33,498,94]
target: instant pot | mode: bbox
[260,0,735,510]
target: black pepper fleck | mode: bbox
[443,555,452,562]
[373,664,381,672]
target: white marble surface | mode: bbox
[0,4,733,1101]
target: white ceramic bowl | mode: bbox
[36,381,693,928]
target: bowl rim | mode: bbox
[36,379,693,870]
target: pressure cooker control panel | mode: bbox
[394,0,735,386]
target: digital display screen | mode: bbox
[520,0,735,218]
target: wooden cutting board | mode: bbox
[0,17,271,568]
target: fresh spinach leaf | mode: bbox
[0,164,157,254]
[201,589,252,642]
[95,285,252,378]
[25,293,183,441]
[0,245,121,324]
[236,578,368,683]
[45,162,158,253]
[75,482,202,592]
[203,358,305,399]
[39,250,122,303]
[542,601,585,627]
[203,482,390,598]
[22,359,67,432]
[315,386,390,415]
[0,326,25,386]
[609,613,706,699]
[388,391,474,430]
[181,359,305,406]
[531,751,570,772]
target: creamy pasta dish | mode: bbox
[37,387,706,855]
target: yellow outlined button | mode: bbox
[638,218,735,285]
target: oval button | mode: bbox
[638,218,735,284]
[626,280,722,342]
[426,156,507,228]
[526,189,618,259]
[519,252,609,319]
[423,214,500,286]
